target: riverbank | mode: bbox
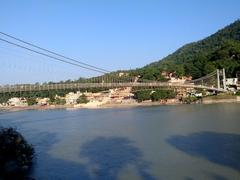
[0,97,240,112]
[202,95,240,104]
[0,99,181,112]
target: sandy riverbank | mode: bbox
[0,100,181,112]
[202,95,240,104]
[1,97,240,113]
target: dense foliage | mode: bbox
[133,90,152,102]
[27,97,37,106]
[151,89,176,101]
[0,128,34,179]
[236,91,240,96]
[76,94,89,104]
[0,87,108,104]
[54,97,66,105]
[132,20,240,80]
[133,89,176,102]
[182,96,200,104]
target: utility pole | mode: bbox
[217,69,220,89]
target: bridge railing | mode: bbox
[0,81,226,93]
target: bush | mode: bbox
[27,97,37,106]
[77,94,89,104]
[236,91,240,96]
[182,96,200,104]
[133,90,152,102]
[0,128,34,178]
[55,98,66,105]
[151,90,176,101]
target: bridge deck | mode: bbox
[0,82,226,93]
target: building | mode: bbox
[7,97,28,107]
[36,98,50,106]
[65,91,82,105]
[226,78,238,86]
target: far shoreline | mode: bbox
[0,97,240,113]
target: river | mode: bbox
[0,104,239,179]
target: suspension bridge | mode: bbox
[0,69,227,93]
[0,32,228,94]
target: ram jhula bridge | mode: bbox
[0,32,229,94]
[0,69,227,93]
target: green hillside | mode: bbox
[131,20,240,80]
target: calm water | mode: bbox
[0,104,240,180]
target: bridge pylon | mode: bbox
[217,69,220,89]
[222,68,227,91]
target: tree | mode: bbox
[151,89,176,101]
[0,128,34,179]
[175,65,185,77]
[27,97,37,106]
[76,94,89,104]
[133,90,152,102]
[55,98,66,105]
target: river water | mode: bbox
[0,104,239,180]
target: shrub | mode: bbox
[236,91,240,96]
[182,96,199,104]
[27,97,37,106]
[133,90,152,102]
[0,128,34,178]
[55,98,66,105]
[151,89,176,101]
[77,94,89,104]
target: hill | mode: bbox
[130,20,240,80]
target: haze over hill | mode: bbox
[129,20,240,80]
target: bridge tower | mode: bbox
[222,68,227,91]
[217,69,227,91]
[217,69,220,89]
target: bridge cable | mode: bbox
[0,31,110,73]
[0,37,108,74]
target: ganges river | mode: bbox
[0,103,239,179]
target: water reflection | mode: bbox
[207,172,229,180]
[80,137,155,180]
[28,134,155,179]
[167,131,240,171]
[29,131,90,179]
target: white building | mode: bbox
[65,91,82,105]
[226,78,238,86]
[8,97,28,107]
[36,98,50,105]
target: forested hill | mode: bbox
[131,20,240,80]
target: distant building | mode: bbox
[8,97,28,107]
[65,91,82,105]
[36,98,50,106]
[226,78,238,86]
[190,92,203,97]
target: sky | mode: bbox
[0,0,240,85]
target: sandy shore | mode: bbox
[1,97,239,113]
[202,96,240,104]
[0,100,181,112]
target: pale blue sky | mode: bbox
[0,0,240,85]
